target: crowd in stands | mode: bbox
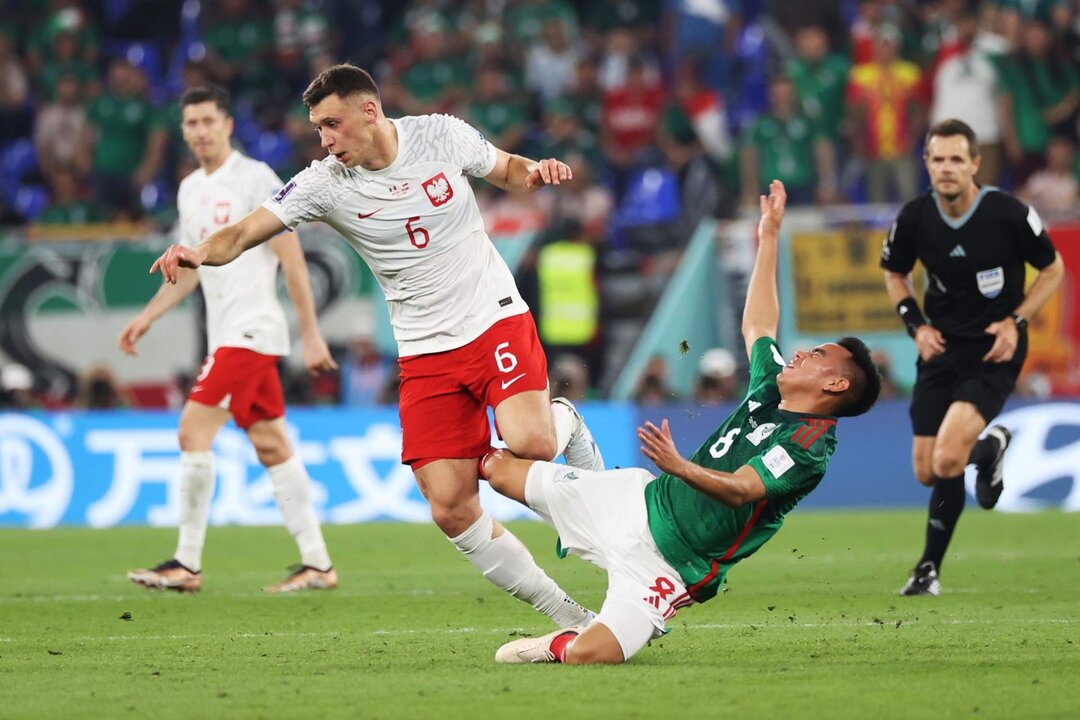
[1,0,1077,407]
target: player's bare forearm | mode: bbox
[271,232,320,337]
[485,149,572,193]
[741,180,786,355]
[202,207,285,266]
[142,267,199,323]
[1014,253,1065,321]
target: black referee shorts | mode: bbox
[909,332,1027,436]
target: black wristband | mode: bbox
[896,298,927,338]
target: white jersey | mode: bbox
[261,113,528,357]
[179,150,291,356]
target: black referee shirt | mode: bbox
[880,188,1058,340]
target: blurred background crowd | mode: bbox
[1,0,1076,411]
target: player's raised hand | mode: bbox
[525,158,573,190]
[982,318,1019,363]
[118,316,151,356]
[758,179,787,240]
[149,244,206,284]
[638,419,689,476]
[301,333,339,376]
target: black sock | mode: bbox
[968,434,1000,468]
[919,474,966,570]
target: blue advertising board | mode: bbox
[1,399,1077,528]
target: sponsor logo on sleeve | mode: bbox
[976,266,1005,298]
[422,172,454,207]
[272,181,296,203]
[762,445,795,478]
[1027,205,1044,236]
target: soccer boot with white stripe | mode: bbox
[552,397,605,472]
[128,559,202,592]
[975,425,1011,510]
[263,565,338,593]
[899,561,941,596]
[495,626,582,664]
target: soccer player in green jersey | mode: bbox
[481,180,882,665]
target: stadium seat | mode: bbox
[1,139,37,184]
[14,185,49,221]
[614,168,680,226]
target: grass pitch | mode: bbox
[1,510,1077,719]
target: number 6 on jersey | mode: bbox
[406,216,430,249]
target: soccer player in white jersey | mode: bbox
[121,86,339,593]
[148,65,604,628]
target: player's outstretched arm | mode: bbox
[741,180,786,359]
[149,207,286,284]
[271,231,338,376]
[118,267,200,356]
[638,420,766,507]
[484,148,572,193]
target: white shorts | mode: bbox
[524,462,693,660]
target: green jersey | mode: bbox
[644,336,837,602]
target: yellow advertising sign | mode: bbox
[791,229,922,333]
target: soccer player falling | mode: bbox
[481,181,882,664]
[122,87,338,593]
[148,65,603,626]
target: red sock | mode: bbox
[549,631,579,663]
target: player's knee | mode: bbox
[931,446,966,479]
[255,444,290,468]
[914,467,936,487]
[177,425,209,453]
[429,502,477,538]
[507,430,556,462]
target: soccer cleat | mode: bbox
[495,626,582,664]
[552,397,605,472]
[975,425,1011,510]
[899,561,941,596]
[263,565,338,593]
[128,559,202,593]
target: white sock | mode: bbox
[268,456,332,571]
[174,451,214,572]
[550,401,577,460]
[449,512,590,628]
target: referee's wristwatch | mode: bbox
[1011,313,1028,331]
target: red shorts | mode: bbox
[188,347,285,429]
[398,312,549,467]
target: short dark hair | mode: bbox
[180,85,230,113]
[303,64,380,108]
[925,118,980,159]
[833,337,881,417]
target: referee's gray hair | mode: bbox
[924,119,980,159]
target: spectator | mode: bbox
[661,0,741,94]
[340,335,393,407]
[503,0,577,53]
[1018,135,1079,217]
[26,2,99,81]
[1000,17,1080,186]
[75,364,133,409]
[634,354,676,405]
[670,61,734,167]
[37,24,98,102]
[740,74,836,207]
[925,5,1008,186]
[466,65,527,154]
[398,22,467,115]
[549,353,591,403]
[531,98,602,177]
[202,0,274,92]
[850,0,885,66]
[525,18,580,104]
[34,73,89,181]
[564,54,604,136]
[0,30,30,144]
[846,25,923,203]
[787,25,850,149]
[37,164,101,224]
[542,150,612,241]
[693,347,739,405]
[601,54,666,201]
[536,219,602,378]
[274,0,336,65]
[82,58,158,220]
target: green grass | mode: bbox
[1,511,1077,719]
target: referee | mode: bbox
[881,119,1065,596]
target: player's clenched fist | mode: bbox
[149,244,206,284]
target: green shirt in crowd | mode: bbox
[39,201,103,225]
[785,54,850,140]
[645,336,838,602]
[742,114,823,192]
[998,56,1080,153]
[87,92,153,175]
